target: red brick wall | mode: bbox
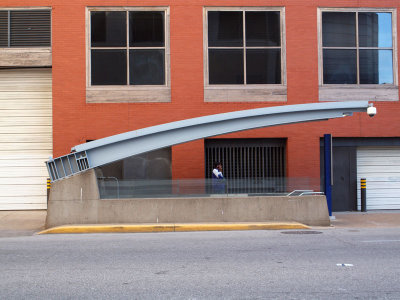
[5,0,400,186]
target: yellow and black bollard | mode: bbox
[47,178,51,204]
[360,178,366,212]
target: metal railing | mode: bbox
[96,177,322,199]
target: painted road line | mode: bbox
[37,222,310,234]
[336,264,354,267]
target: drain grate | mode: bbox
[281,231,322,234]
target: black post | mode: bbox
[361,178,366,212]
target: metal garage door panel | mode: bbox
[357,157,400,165]
[0,196,47,210]
[0,126,51,134]
[0,143,51,151]
[0,159,48,167]
[1,185,47,197]
[0,68,52,210]
[357,147,400,210]
[0,134,52,143]
[0,177,48,185]
[0,92,51,100]
[0,167,49,177]
[0,116,51,126]
[0,109,51,117]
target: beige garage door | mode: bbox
[0,68,52,210]
[357,147,400,210]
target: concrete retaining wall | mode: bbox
[46,170,330,228]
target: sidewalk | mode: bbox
[0,210,46,237]
[1,210,400,236]
[331,210,400,228]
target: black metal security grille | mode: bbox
[205,138,286,194]
[0,10,51,47]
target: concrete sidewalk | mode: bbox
[0,210,46,237]
[1,210,400,236]
[330,210,400,228]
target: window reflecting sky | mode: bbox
[377,13,392,47]
[378,50,393,84]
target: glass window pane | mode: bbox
[246,49,281,84]
[360,50,393,84]
[130,50,165,85]
[91,11,126,47]
[323,49,357,84]
[359,12,392,48]
[129,11,164,47]
[91,50,127,85]
[322,12,356,47]
[208,11,243,47]
[209,49,244,84]
[246,11,280,47]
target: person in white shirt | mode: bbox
[212,162,225,193]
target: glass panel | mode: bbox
[323,49,357,84]
[91,50,127,85]
[208,11,243,47]
[322,12,356,47]
[246,11,280,47]
[246,49,281,84]
[130,50,165,85]
[91,11,126,47]
[360,50,393,84]
[209,49,244,84]
[359,12,392,48]
[129,11,164,47]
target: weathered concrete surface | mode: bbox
[46,170,330,228]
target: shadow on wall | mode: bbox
[95,147,172,180]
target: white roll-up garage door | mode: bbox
[0,68,52,210]
[357,147,400,210]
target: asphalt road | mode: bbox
[1,228,400,299]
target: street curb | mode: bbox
[37,222,310,234]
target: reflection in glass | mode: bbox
[130,50,165,85]
[91,11,126,47]
[323,49,357,84]
[209,49,244,84]
[246,49,281,84]
[245,11,280,47]
[322,12,356,47]
[129,11,164,47]
[208,11,243,47]
[360,50,393,84]
[91,50,127,85]
[359,12,392,48]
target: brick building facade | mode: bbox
[1,0,400,210]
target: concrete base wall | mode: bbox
[46,170,330,228]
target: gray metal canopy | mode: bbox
[47,101,372,182]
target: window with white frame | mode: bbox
[203,7,286,102]
[90,9,166,86]
[206,9,282,85]
[321,10,395,85]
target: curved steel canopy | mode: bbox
[47,101,372,181]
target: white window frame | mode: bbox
[318,7,398,102]
[86,7,170,103]
[203,7,287,102]
[0,7,52,67]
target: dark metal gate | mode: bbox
[205,139,286,194]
